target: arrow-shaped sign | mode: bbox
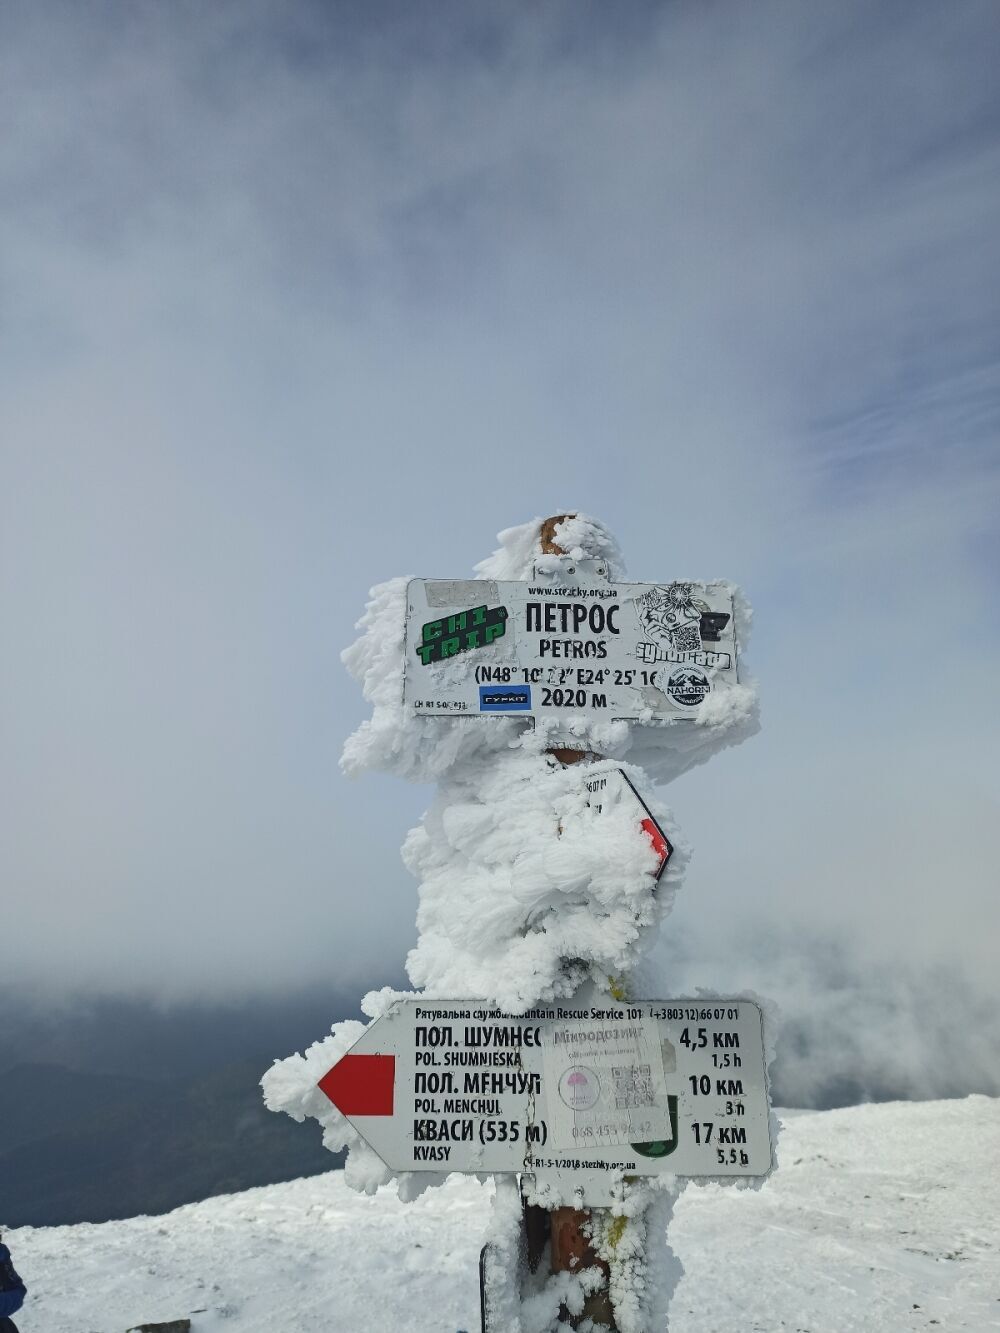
[317,998,773,1206]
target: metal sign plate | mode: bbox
[319,998,773,1206]
[402,577,738,722]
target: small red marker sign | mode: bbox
[583,766,673,881]
[641,815,671,875]
[318,1053,395,1117]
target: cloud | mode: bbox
[1,0,998,1106]
[649,922,1000,1108]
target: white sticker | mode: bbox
[542,1015,672,1150]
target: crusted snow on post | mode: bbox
[403,752,687,1010]
[262,514,762,1330]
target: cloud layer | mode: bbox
[2,1,998,1102]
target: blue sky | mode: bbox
[1,0,998,1097]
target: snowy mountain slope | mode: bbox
[6,1097,997,1333]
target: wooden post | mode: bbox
[536,514,618,1330]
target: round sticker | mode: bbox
[665,665,711,707]
[558,1066,600,1110]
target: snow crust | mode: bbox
[263,515,763,1328]
[10,1098,998,1333]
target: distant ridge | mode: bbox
[0,1059,341,1227]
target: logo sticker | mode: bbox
[416,605,507,666]
[635,583,732,669]
[558,1066,601,1111]
[479,685,531,712]
[665,665,711,708]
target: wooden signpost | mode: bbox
[317,515,772,1330]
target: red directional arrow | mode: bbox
[641,816,672,876]
[318,1054,395,1116]
[583,766,673,880]
[617,770,672,879]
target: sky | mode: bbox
[2,1,998,1098]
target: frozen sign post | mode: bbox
[263,514,774,1332]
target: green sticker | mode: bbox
[631,1095,679,1158]
[416,605,507,665]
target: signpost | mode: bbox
[319,998,773,1205]
[290,514,770,1332]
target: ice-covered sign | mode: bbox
[403,570,739,722]
[318,998,773,1206]
[581,764,672,880]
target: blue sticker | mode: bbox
[479,685,531,712]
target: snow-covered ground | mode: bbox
[7,1096,998,1332]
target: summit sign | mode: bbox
[403,567,740,723]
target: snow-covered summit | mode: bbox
[7,1096,998,1332]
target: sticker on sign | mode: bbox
[318,998,773,1207]
[403,575,739,723]
[542,1013,672,1149]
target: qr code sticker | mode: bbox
[612,1063,655,1110]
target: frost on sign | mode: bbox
[403,575,739,721]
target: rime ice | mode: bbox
[262,514,763,1330]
